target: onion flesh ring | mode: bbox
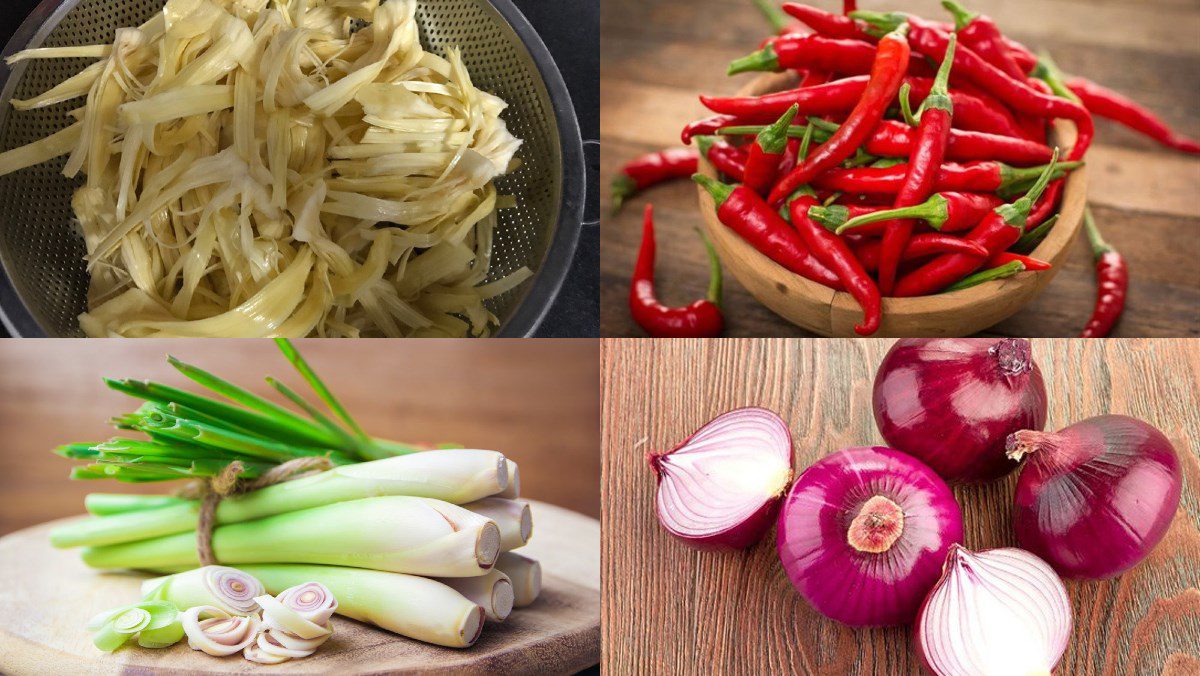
[182,606,262,656]
[916,545,1071,675]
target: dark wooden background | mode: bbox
[601,338,1200,674]
[0,339,601,535]
[600,0,1200,336]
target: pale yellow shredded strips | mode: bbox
[0,0,527,337]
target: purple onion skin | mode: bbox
[776,447,964,627]
[1013,415,1182,579]
[873,338,1048,483]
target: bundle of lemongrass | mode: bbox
[53,339,543,649]
[0,0,527,337]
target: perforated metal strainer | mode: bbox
[0,0,585,336]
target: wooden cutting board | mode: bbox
[0,501,599,675]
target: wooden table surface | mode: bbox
[599,0,1200,337]
[600,338,1200,674]
[0,339,600,536]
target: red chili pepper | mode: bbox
[768,25,911,206]
[819,191,1001,234]
[611,148,698,215]
[941,0,1025,79]
[1024,178,1063,232]
[1079,209,1128,337]
[851,232,990,271]
[777,137,802,176]
[728,33,879,76]
[811,159,1079,195]
[782,3,874,40]
[701,74,1020,138]
[1067,77,1200,154]
[693,174,843,289]
[896,16,1094,162]
[695,136,748,181]
[743,104,800,195]
[682,114,740,145]
[629,204,725,338]
[987,251,1051,271]
[866,120,1051,165]
[843,0,857,14]
[892,150,1059,297]
[877,34,957,294]
[789,193,881,335]
[797,69,832,87]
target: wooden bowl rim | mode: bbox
[695,71,1087,330]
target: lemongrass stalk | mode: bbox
[495,552,541,608]
[82,496,501,576]
[85,494,189,516]
[140,565,264,615]
[436,570,513,622]
[236,564,484,648]
[498,459,520,499]
[52,449,509,548]
[463,498,531,551]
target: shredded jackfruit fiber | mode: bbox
[0,0,528,337]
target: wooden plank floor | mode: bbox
[600,0,1200,336]
[601,338,1200,674]
[0,340,601,535]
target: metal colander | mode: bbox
[0,0,584,336]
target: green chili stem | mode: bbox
[944,261,1026,291]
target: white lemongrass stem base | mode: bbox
[435,570,514,622]
[52,449,511,549]
[462,498,531,552]
[497,460,520,499]
[82,497,501,577]
[235,564,485,648]
[495,552,541,607]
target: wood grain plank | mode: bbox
[599,0,1200,337]
[601,338,1200,674]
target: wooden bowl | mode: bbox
[696,72,1087,337]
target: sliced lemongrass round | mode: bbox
[276,582,337,624]
[182,605,261,656]
[266,625,331,652]
[141,565,263,615]
[255,594,331,639]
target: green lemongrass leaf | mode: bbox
[266,376,366,456]
[106,377,342,451]
[56,443,101,460]
[166,356,345,448]
[70,467,110,480]
[131,414,342,464]
[275,338,368,440]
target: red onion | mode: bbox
[776,447,963,626]
[916,545,1071,676]
[648,407,793,549]
[873,338,1048,483]
[1008,414,1182,579]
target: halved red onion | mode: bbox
[873,338,1047,482]
[648,407,793,549]
[777,446,963,626]
[1009,414,1182,579]
[916,546,1072,676]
